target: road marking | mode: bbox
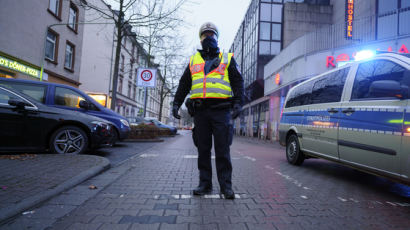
[386,201,397,206]
[349,198,359,203]
[244,156,256,161]
[300,195,308,199]
[182,155,215,159]
[264,165,275,170]
[139,154,159,158]
[337,197,347,202]
[204,194,221,199]
[275,171,302,187]
[303,187,311,190]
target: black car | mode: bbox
[0,86,113,154]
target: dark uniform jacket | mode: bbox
[173,49,245,108]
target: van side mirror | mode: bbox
[8,98,28,110]
[79,100,89,110]
[368,80,408,99]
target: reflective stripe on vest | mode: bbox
[189,52,233,99]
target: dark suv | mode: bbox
[0,78,130,143]
[0,86,113,154]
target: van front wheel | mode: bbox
[286,134,304,165]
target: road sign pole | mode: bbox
[143,87,148,117]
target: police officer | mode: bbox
[172,22,244,199]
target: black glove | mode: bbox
[172,104,181,119]
[231,103,242,119]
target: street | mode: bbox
[1,131,410,230]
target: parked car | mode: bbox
[279,51,410,185]
[127,116,154,126]
[0,78,130,144]
[0,86,113,154]
[145,117,177,134]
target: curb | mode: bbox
[122,138,164,142]
[0,156,110,223]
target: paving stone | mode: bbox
[159,223,189,230]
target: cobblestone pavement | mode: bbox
[0,154,108,222]
[2,131,410,229]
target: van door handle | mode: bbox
[327,108,338,114]
[342,108,355,114]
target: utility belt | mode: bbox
[185,98,232,116]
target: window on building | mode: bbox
[68,3,78,32]
[128,81,132,97]
[118,76,123,93]
[45,30,58,62]
[133,86,136,99]
[351,60,407,100]
[377,0,410,38]
[270,42,281,55]
[271,23,281,40]
[260,3,271,21]
[48,0,61,19]
[64,42,75,70]
[260,22,270,40]
[121,54,125,72]
[271,4,282,22]
[259,41,270,55]
[310,68,349,104]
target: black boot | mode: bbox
[221,188,235,199]
[193,184,212,195]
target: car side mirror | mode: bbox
[368,80,407,99]
[79,100,89,110]
[8,98,27,110]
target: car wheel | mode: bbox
[50,126,88,155]
[286,134,304,165]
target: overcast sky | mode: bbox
[179,0,252,54]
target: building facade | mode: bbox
[79,0,170,122]
[230,0,332,137]
[261,0,410,141]
[0,0,85,87]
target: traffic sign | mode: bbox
[136,68,157,87]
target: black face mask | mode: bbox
[201,36,218,51]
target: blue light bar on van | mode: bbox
[354,50,376,61]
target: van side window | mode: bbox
[0,83,46,103]
[55,87,98,111]
[310,68,349,104]
[285,81,314,108]
[351,60,407,100]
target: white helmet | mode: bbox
[199,22,219,39]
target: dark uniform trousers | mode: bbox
[193,106,233,191]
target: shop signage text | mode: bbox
[326,44,409,68]
[0,55,40,78]
[345,0,354,39]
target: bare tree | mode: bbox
[81,0,188,110]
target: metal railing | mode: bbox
[265,10,410,77]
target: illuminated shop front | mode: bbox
[0,54,41,80]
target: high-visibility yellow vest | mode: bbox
[189,52,233,99]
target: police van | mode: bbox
[279,51,410,185]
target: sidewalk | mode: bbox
[0,154,109,223]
